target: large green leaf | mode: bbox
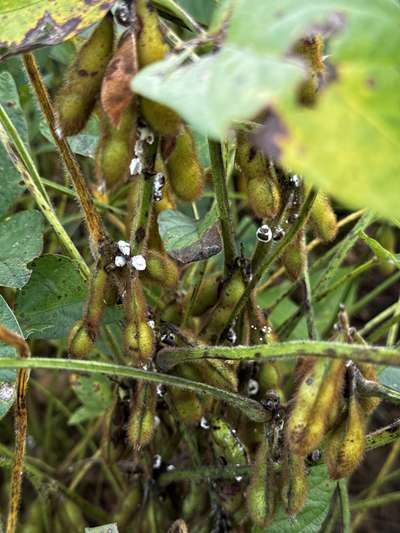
[0,210,43,288]
[133,0,400,219]
[277,63,400,221]
[16,254,87,339]
[379,367,400,391]
[0,0,113,60]
[132,46,303,139]
[239,0,400,220]
[16,254,123,340]
[0,71,27,217]
[0,295,23,420]
[158,207,222,263]
[227,0,398,61]
[254,464,336,533]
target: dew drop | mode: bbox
[139,127,154,144]
[272,226,285,241]
[200,416,210,430]
[310,449,321,462]
[153,454,162,469]
[114,0,131,26]
[256,224,272,243]
[157,384,166,397]
[160,331,176,346]
[247,379,259,396]
[288,173,301,188]
[225,327,237,344]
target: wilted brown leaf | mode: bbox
[101,32,137,126]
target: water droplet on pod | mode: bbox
[114,0,132,26]
[153,454,162,469]
[272,226,285,241]
[225,327,237,344]
[247,379,259,396]
[256,224,272,243]
[200,417,210,430]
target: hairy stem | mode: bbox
[226,189,317,330]
[0,357,267,423]
[23,53,106,255]
[157,340,400,371]
[0,110,90,279]
[208,139,237,274]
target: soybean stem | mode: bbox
[338,480,351,533]
[208,139,237,275]
[0,357,267,423]
[23,52,106,254]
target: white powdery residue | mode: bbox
[117,240,131,256]
[129,157,143,176]
[131,255,147,271]
[0,382,15,401]
[115,255,127,268]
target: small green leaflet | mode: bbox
[0,210,44,289]
[0,296,24,420]
[359,231,400,269]
[158,207,222,263]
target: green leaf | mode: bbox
[158,207,222,263]
[0,0,113,61]
[132,46,303,139]
[359,231,400,269]
[69,374,113,425]
[84,525,119,533]
[16,254,123,340]
[16,254,87,339]
[0,71,27,217]
[227,0,399,60]
[0,210,43,288]
[379,367,400,392]
[277,63,400,221]
[254,464,336,533]
[242,0,400,221]
[0,295,24,420]
[39,116,99,159]
[175,0,218,25]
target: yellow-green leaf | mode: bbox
[0,0,113,60]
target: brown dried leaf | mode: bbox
[101,32,137,126]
